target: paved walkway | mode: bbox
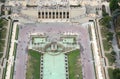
[90,22,104,79]
[96,18,110,79]
[5,22,18,79]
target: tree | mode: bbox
[107,36,113,41]
[110,0,119,12]
[112,9,120,20]
[111,51,116,55]
[112,9,120,28]
[113,68,120,74]
[113,68,120,79]
[99,15,111,27]
[106,32,113,41]
[116,73,120,79]
[105,53,116,65]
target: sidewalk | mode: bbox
[5,22,19,79]
[90,22,104,79]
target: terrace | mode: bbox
[12,23,95,79]
[27,33,81,79]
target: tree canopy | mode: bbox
[113,68,120,79]
[110,0,119,12]
[100,15,111,27]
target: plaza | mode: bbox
[1,0,107,79]
[12,23,96,79]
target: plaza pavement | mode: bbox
[14,23,96,79]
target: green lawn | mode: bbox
[105,53,115,66]
[15,26,19,40]
[0,40,5,45]
[108,68,114,79]
[101,27,109,38]
[0,46,3,52]
[2,68,6,79]
[0,40,5,52]
[10,62,15,79]
[0,53,3,58]
[13,43,17,60]
[101,25,113,51]
[0,28,7,38]
[103,39,112,51]
[26,49,41,79]
[68,49,82,79]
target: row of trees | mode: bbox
[109,1,120,79]
[110,0,120,48]
[109,0,119,12]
